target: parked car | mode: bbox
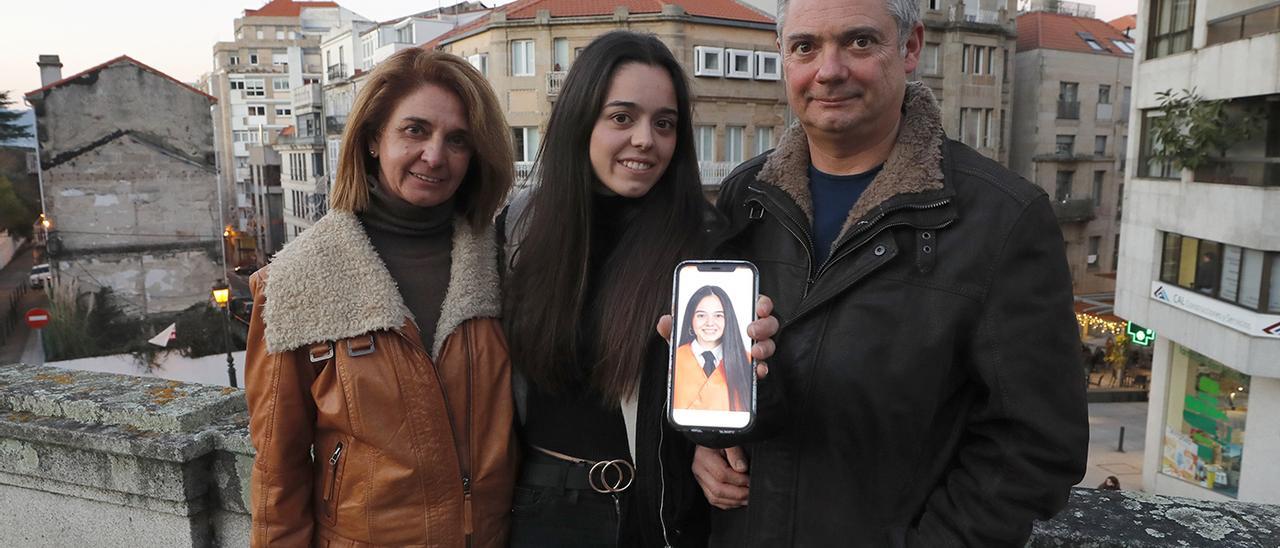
[29,263,51,288]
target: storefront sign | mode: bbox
[1151,282,1280,339]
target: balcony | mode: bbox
[1052,198,1096,223]
[291,83,322,112]
[1058,101,1081,120]
[547,71,567,98]
[514,161,536,188]
[1193,157,1280,187]
[699,162,738,188]
[964,9,1003,25]
[327,63,348,82]
[1206,3,1280,47]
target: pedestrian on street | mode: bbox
[243,49,518,547]
[687,0,1089,545]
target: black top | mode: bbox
[519,193,642,462]
[357,182,453,351]
[808,163,881,264]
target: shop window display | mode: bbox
[1161,344,1249,497]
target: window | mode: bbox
[512,126,540,162]
[983,109,993,148]
[1149,0,1196,58]
[249,53,259,65]
[276,30,284,40]
[1139,110,1177,179]
[256,30,264,40]
[396,25,413,44]
[726,49,753,79]
[290,31,297,40]
[928,0,941,10]
[248,105,266,116]
[696,126,716,162]
[920,43,940,76]
[987,47,996,75]
[1079,32,1104,51]
[229,54,240,66]
[726,126,745,164]
[511,40,535,76]
[229,80,245,91]
[272,53,287,67]
[273,79,290,91]
[1092,171,1105,206]
[1161,345,1249,498]
[694,46,724,77]
[1113,234,1121,271]
[552,38,569,71]
[467,53,489,77]
[1056,134,1075,156]
[1112,40,1135,54]
[961,45,970,73]
[754,126,774,155]
[1095,135,1107,156]
[1055,170,1074,201]
[974,47,986,75]
[1087,236,1101,269]
[1059,82,1080,119]
[1099,84,1112,104]
[245,79,265,97]
[755,52,781,80]
[959,108,993,148]
[1159,232,1280,312]
[276,107,291,116]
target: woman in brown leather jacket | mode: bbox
[244,48,516,547]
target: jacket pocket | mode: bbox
[320,438,348,526]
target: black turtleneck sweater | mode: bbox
[358,183,453,352]
[521,193,641,462]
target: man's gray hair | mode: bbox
[776,0,922,50]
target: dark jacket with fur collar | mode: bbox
[706,82,1088,547]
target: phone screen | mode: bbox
[668,261,757,431]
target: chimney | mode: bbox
[38,55,63,86]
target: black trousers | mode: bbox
[508,452,630,547]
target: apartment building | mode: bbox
[427,0,787,195]
[1117,0,1280,504]
[206,0,365,259]
[1011,10,1134,293]
[25,56,222,315]
[915,0,1018,164]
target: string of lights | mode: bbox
[1076,312,1125,336]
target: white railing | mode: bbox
[514,162,536,188]
[291,83,322,111]
[547,71,567,97]
[964,9,1004,24]
[699,161,737,188]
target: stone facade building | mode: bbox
[1011,10,1134,294]
[24,56,222,315]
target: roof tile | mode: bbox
[1016,11,1135,58]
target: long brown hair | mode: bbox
[505,31,707,402]
[329,48,512,229]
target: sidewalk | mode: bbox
[0,248,49,365]
[1079,401,1148,492]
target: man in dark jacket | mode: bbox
[689,0,1089,545]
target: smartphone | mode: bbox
[667,260,758,434]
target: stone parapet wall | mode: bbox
[1,363,1277,546]
[0,363,251,547]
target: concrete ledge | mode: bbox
[1033,488,1280,547]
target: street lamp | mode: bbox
[211,279,237,388]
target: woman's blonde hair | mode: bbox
[329,48,513,229]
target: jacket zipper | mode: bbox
[814,199,953,280]
[747,191,816,298]
[462,325,475,548]
[322,442,343,516]
[391,328,473,546]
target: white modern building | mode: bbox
[1118,0,1280,504]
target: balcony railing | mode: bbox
[1206,3,1280,47]
[327,63,348,81]
[547,71,567,97]
[1193,156,1280,187]
[964,9,1003,24]
[514,161,536,188]
[291,83,322,111]
[1052,198,1096,223]
[1058,100,1081,120]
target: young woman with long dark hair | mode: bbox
[501,31,774,547]
[673,285,753,412]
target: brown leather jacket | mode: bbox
[245,211,516,547]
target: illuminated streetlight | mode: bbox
[211,279,237,388]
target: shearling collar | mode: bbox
[261,210,500,359]
[757,81,946,248]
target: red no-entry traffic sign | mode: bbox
[25,308,50,329]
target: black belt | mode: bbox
[519,448,635,494]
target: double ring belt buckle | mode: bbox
[587,459,635,494]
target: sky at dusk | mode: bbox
[2,0,1139,109]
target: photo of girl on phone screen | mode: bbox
[673,285,752,412]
